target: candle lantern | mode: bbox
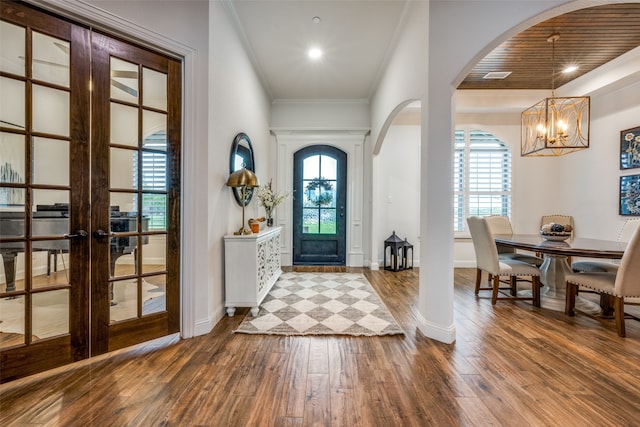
[383,231,405,272]
[402,238,414,270]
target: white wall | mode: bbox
[375,124,421,266]
[208,1,272,333]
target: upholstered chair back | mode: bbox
[618,218,640,243]
[615,225,640,296]
[485,216,513,235]
[467,216,500,275]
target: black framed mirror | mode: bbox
[229,132,256,206]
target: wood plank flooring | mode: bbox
[1,268,640,426]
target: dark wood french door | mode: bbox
[293,145,347,265]
[0,1,181,382]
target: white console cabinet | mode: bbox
[224,226,282,317]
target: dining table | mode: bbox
[493,234,626,313]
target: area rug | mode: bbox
[234,272,404,336]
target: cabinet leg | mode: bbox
[226,307,236,317]
[250,306,259,317]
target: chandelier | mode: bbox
[521,34,590,156]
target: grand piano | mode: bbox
[0,203,148,292]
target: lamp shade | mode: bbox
[226,167,259,188]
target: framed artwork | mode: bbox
[620,126,640,170]
[620,174,640,216]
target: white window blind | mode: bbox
[454,129,511,233]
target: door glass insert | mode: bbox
[142,234,166,274]
[110,57,139,103]
[110,192,138,217]
[1,132,25,185]
[32,31,69,87]
[32,84,69,136]
[32,289,69,341]
[33,137,69,185]
[110,147,138,190]
[110,278,137,322]
[0,21,25,76]
[109,229,139,279]
[302,155,338,234]
[0,242,25,292]
[32,240,70,289]
[142,273,166,316]
[32,189,69,235]
[0,77,26,130]
[142,67,167,110]
[142,112,167,151]
[0,295,25,349]
[110,103,138,147]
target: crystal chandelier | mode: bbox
[521,34,590,156]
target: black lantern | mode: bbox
[383,231,405,272]
[402,238,414,270]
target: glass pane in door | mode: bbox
[110,278,137,322]
[110,103,138,147]
[32,289,69,341]
[0,77,25,130]
[110,57,139,104]
[0,21,25,76]
[33,137,69,185]
[142,67,167,110]
[142,274,166,316]
[0,295,25,349]
[32,31,69,87]
[110,147,138,190]
[32,85,69,136]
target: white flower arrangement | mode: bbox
[255,179,289,217]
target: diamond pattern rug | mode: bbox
[234,272,404,336]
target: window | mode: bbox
[454,129,511,234]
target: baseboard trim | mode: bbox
[415,311,456,344]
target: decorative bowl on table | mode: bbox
[540,222,572,241]
[540,232,572,241]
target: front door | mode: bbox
[293,145,347,265]
[0,1,181,382]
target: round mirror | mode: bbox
[229,132,256,206]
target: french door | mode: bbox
[293,145,347,265]
[0,1,181,382]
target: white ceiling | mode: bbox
[227,0,410,100]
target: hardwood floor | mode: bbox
[1,268,639,426]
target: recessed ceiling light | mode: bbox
[563,65,579,73]
[312,16,321,24]
[308,48,323,60]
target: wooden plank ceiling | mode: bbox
[459,4,640,90]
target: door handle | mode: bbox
[64,230,88,240]
[93,229,111,239]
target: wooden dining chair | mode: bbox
[484,216,543,290]
[571,218,640,273]
[467,216,541,306]
[565,225,640,337]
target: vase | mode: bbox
[264,207,273,227]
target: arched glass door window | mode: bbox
[302,155,338,234]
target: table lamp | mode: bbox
[226,168,259,235]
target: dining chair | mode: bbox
[539,214,575,263]
[467,216,541,306]
[540,214,575,236]
[565,225,640,337]
[484,216,543,289]
[571,218,640,273]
